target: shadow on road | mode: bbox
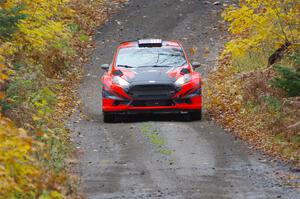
[111,113,200,123]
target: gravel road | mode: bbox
[69,0,300,198]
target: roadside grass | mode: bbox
[232,50,270,73]
[270,133,300,160]
[141,124,172,156]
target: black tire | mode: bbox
[190,109,202,121]
[103,112,115,123]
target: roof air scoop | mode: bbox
[138,39,162,47]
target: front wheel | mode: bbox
[103,112,115,123]
[190,109,202,121]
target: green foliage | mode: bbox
[13,62,25,70]
[289,50,300,71]
[54,40,76,57]
[0,99,11,111]
[272,65,300,97]
[39,190,63,199]
[45,127,69,172]
[262,95,282,112]
[6,78,34,104]
[0,4,27,39]
[67,23,80,33]
[30,87,56,118]
[272,51,300,97]
[79,34,89,42]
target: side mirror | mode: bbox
[192,62,201,69]
[101,64,109,71]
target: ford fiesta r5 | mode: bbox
[100,39,202,123]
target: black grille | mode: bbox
[131,99,174,107]
[128,84,176,100]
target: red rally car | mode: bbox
[101,39,202,122]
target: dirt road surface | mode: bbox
[69,0,300,198]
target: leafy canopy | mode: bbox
[3,0,72,53]
[223,0,300,58]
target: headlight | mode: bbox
[175,74,191,87]
[112,76,129,88]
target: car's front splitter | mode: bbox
[102,96,202,113]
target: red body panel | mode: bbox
[102,96,201,112]
[101,40,202,113]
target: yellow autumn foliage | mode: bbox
[223,0,300,58]
[0,116,44,198]
[4,0,72,54]
[0,0,112,197]
[0,0,89,198]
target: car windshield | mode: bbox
[116,47,187,68]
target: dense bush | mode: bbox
[272,65,300,97]
[0,2,26,39]
[272,50,300,97]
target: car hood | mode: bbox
[120,66,187,85]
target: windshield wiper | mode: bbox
[152,65,172,67]
[117,65,134,68]
[158,53,182,57]
[137,65,171,68]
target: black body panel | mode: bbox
[124,67,178,100]
[131,99,174,107]
[127,67,175,84]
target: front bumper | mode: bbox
[102,96,202,113]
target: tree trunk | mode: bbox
[268,41,291,67]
